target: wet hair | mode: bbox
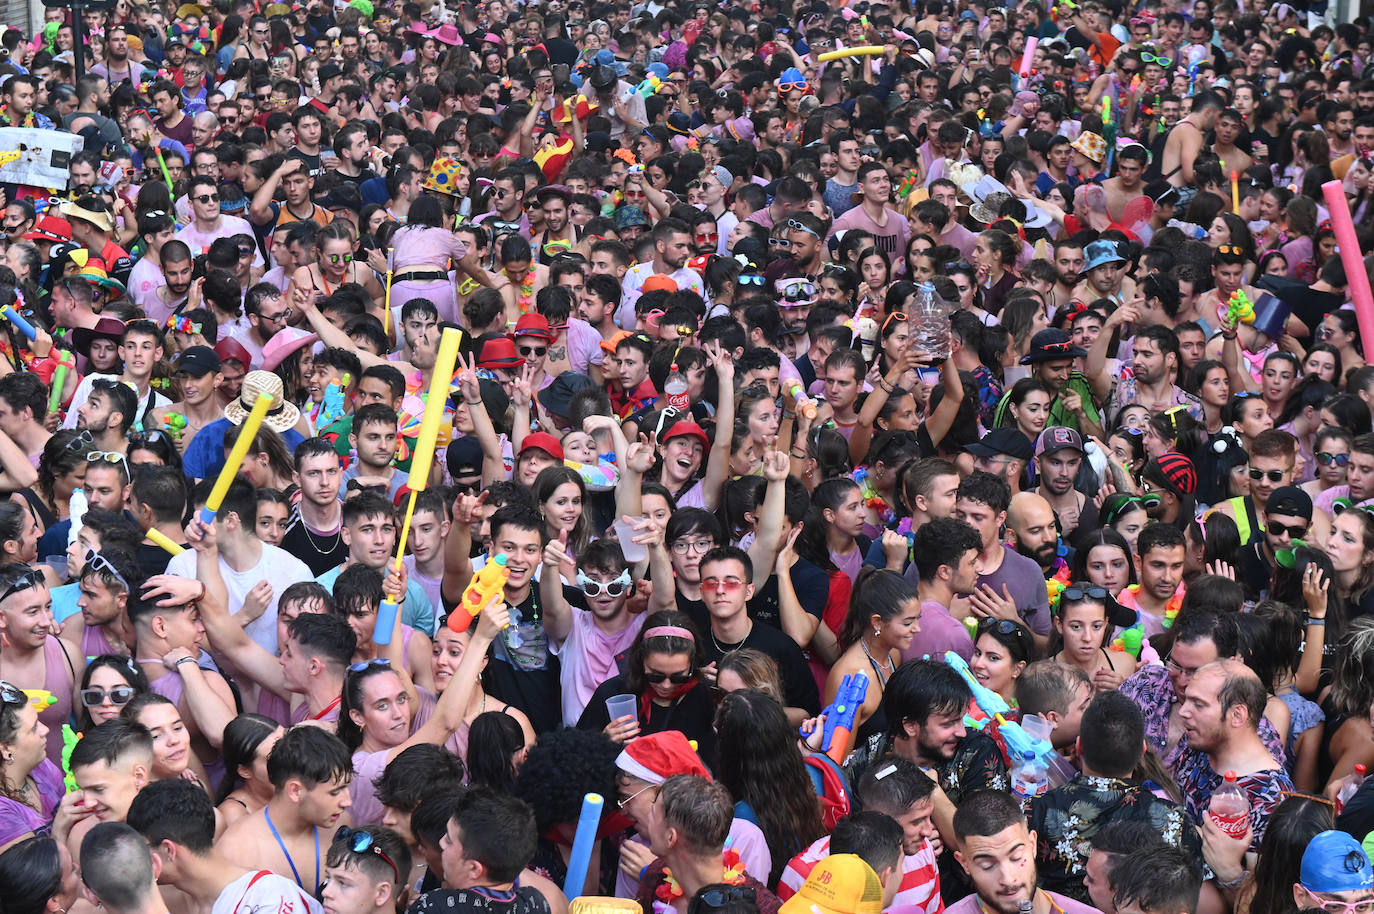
[266,724,352,790]
[374,744,466,813]
[127,777,216,854]
[215,713,280,804]
[466,711,525,795]
[0,837,65,914]
[882,659,971,733]
[855,754,936,816]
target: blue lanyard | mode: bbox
[264,807,319,893]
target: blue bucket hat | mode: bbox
[1083,239,1126,272]
[1301,831,1373,895]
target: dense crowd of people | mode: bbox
[6,2,1374,914]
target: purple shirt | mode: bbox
[0,758,64,846]
[902,601,975,664]
[945,893,1100,914]
[977,546,1052,636]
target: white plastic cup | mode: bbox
[614,516,649,563]
[606,693,637,723]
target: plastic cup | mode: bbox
[614,516,649,563]
[606,693,637,724]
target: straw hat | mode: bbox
[225,370,301,432]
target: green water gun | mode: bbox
[62,724,81,793]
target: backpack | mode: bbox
[804,752,853,830]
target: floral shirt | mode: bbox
[1028,775,1201,905]
[1119,665,1287,770]
[845,731,1008,803]
[1175,750,1292,851]
[971,364,1003,430]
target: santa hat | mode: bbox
[614,731,710,784]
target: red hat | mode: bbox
[511,313,554,342]
[615,731,711,784]
[478,338,525,370]
[641,274,678,294]
[25,215,72,243]
[214,338,253,368]
[662,420,709,450]
[1154,451,1198,495]
[519,431,564,461]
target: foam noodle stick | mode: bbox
[1,305,36,340]
[1323,179,1374,355]
[383,268,393,335]
[48,351,73,414]
[376,326,463,645]
[816,46,885,62]
[563,793,605,897]
[147,528,185,556]
[199,393,273,524]
[1019,36,1038,76]
[1231,171,1240,214]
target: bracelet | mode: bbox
[175,656,198,668]
[193,581,206,604]
[1214,869,1249,891]
[1306,618,1326,626]
[878,378,895,393]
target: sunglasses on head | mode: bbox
[779,279,817,301]
[1062,585,1110,602]
[1141,50,1173,66]
[333,827,401,883]
[769,237,792,248]
[738,273,765,286]
[348,657,391,673]
[786,218,820,238]
[0,568,44,604]
[1249,467,1286,482]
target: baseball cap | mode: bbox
[1035,426,1084,458]
[174,345,222,377]
[1020,328,1087,364]
[641,274,678,294]
[662,420,709,451]
[520,431,564,461]
[318,62,343,82]
[966,427,1033,461]
[779,855,884,914]
[1266,485,1313,522]
[1300,831,1373,894]
[446,435,483,480]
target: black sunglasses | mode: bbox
[643,670,695,684]
[1249,467,1286,482]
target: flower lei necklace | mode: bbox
[502,267,537,314]
[654,849,745,913]
[1121,583,1183,628]
[0,106,35,128]
[852,465,895,524]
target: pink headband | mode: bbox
[644,626,695,642]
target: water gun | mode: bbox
[163,412,188,439]
[635,74,663,97]
[1110,624,1145,658]
[944,651,1055,764]
[318,373,350,429]
[1227,290,1256,326]
[785,380,818,420]
[812,672,869,765]
[1047,577,1068,613]
[61,724,80,793]
[23,689,56,709]
[896,170,921,201]
[450,553,509,633]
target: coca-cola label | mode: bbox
[1209,811,1249,839]
[667,391,690,410]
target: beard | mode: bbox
[1015,539,1058,569]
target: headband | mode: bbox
[644,625,695,641]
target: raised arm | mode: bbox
[1085,302,1134,403]
[699,343,735,512]
[540,530,574,643]
[919,351,966,451]
[746,450,789,584]
[454,351,505,489]
[441,490,485,607]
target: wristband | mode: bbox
[878,378,895,393]
[175,656,197,668]
[1306,618,1325,626]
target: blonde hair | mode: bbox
[1328,617,1374,717]
[716,649,783,704]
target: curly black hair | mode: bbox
[514,727,619,831]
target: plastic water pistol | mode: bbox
[62,724,80,792]
[319,373,350,429]
[634,74,663,97]
[449,553,510,634]
[808,672,869,765]
[163,413,188,440]
[944,651,1056,763]
[1110,624,1145,658]
[23,688,56,709]
[1227,290,1256,326]
[785,380,818,420]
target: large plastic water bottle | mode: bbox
[1011,751,1049,802]
[1208,771,1251,839]
[1337,764,1368,813]
[664,363,690,411]
[911,282,952,360]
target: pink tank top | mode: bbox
[39,637,74,766]
[81,626,122,660]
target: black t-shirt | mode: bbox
[700,618,821,714]
[287,148,325,180]
[577,673,718,767]
[746,560,828,631]
[409,887,551,914]
[481,588,563,734]
[280,511,348,576]
[541,37,579,67]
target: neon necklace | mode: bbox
[264,806,319,892]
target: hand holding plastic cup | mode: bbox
[613,516,650,563]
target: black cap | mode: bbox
[1266,485,1313,522]
[320,183,362,213]
[1021,328,1087,364]
[318,62,344,82]
[175,345,222,376]
[584,131,616,152]
[446,435,483,480]
[965,427,1033,461]
[538,371,595,418]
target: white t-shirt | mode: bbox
[61,374,171,431]
[615,262,705,330]
[212,869,323,914]
[167,543,313,654]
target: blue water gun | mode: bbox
[319,373,350,429]
[944,651,1055,765]
[814,672,868,764]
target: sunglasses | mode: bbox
[881,310,908,333]
[333,827,401,884]
[738,274,765,286]
[1062,585,1110,602]
[0,568,44,604]
[643,669,695,684]
[0,681,24,708]
[577,570,630,597]
[701,577,745,592]
[81,685,137,707]
[1217,244,1245,256]
[193,194,220,204]
[977,618,1025,638]
[327,253,354,265]
[786,218,821,238]
[518,345,547,357]
[1317,452,1350,467]
[64,429,95,453]
[1140,51,1173,66]
[130,429,174,449]
[348,657,391,673]
[1249,467,1287,482]
[695,232,719,243]
[768,237,792,248]
[88,451,130,475]
[84,548,131,592]
[1265,520,1307,539]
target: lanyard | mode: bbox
[264,807,319,892]
[312,695,343,720]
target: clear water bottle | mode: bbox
[1208,771,1251,839]
[664,363,689,411]
[1011,751,1048,802]
[1337,764,1368,813]
[911,282,952,360]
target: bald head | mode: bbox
[1191,659,1267,731]
[1007,492,1059,569]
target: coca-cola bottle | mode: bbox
[1337,764,1368,813]
[664,363,689,411]
[1208,771,1251,839]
